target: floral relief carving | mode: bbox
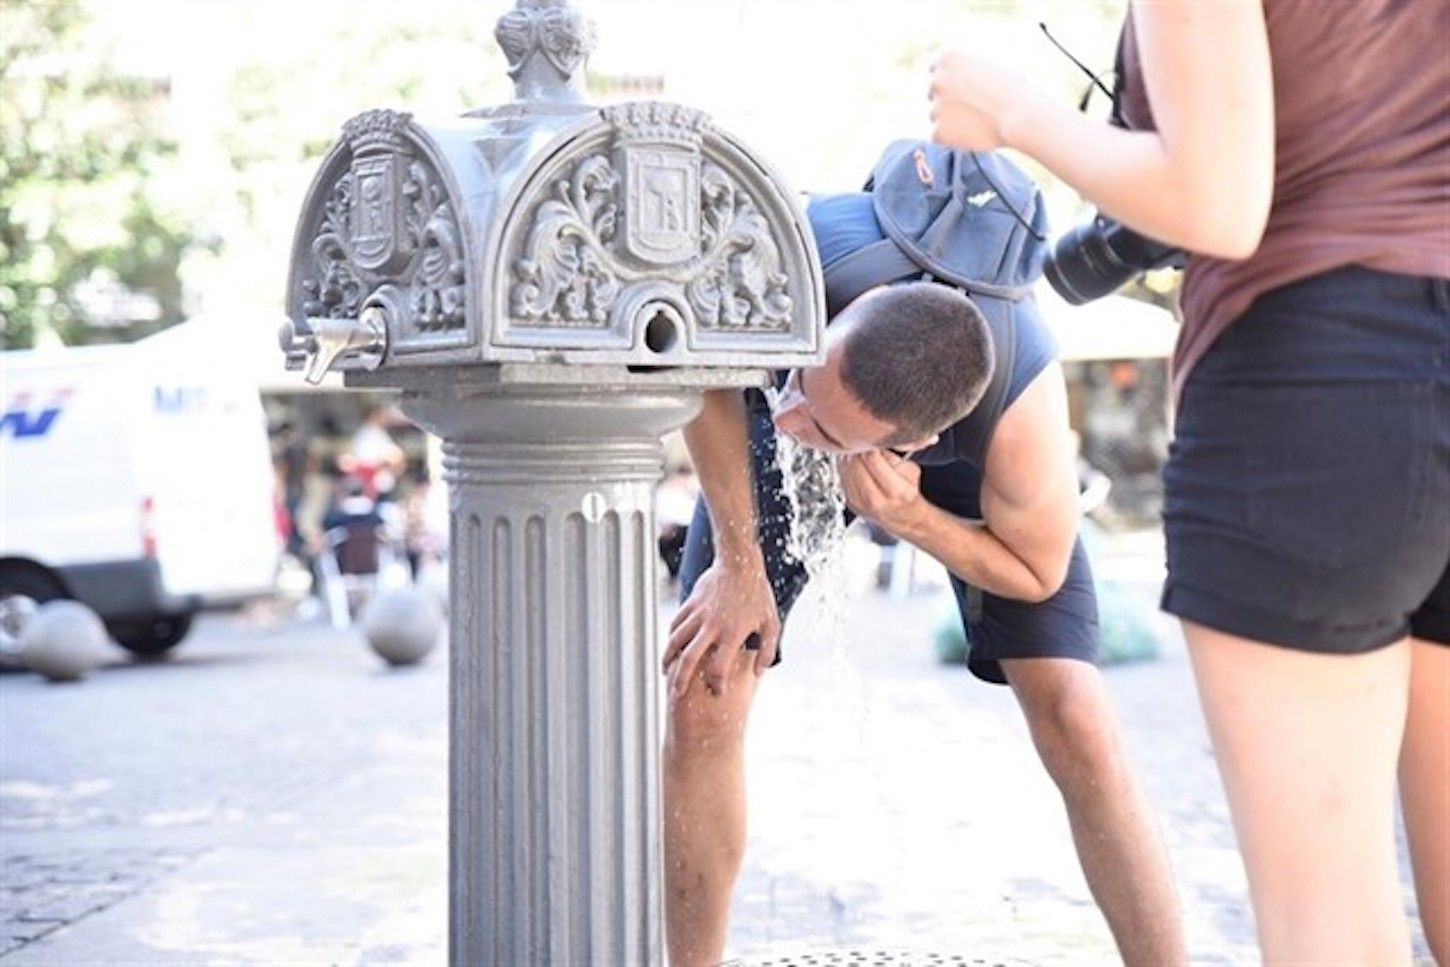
[403,159,466,331]
[301,175,364,320]
[687,162,793,330]
[508,149,792,332]
[510,155,622,325]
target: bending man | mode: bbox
[662,188,1185,965]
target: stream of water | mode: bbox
[762,388,912,917]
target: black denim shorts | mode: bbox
[680,392,1100,685]
[1162,265,1450,651]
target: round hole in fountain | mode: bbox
[642,303,680,354]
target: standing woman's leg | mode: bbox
[1400,637,1450,964]
[1161,266,1450,962]
[1184,621,1414,964]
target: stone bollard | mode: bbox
[19,600,112,683]
[280,3,825,961]
[360,586,444,666]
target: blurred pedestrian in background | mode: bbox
[321,475,391,574]
[929,2,1448,961]
[401,473,444,580]
[340,405,406,501]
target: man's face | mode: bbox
[772,365,887,455]
[772,333,936,456]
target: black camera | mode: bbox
[1044,213,1185,305]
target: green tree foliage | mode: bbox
[163,6,510,323]
[0,0,194,348]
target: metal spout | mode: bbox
[279,308,388,385]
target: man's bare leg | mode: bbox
[1185,621,1412,963]
[664,652,760,967]
[1002,657,1186,966]
[1400,637,1449,965]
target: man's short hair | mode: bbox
[838,282,995,446]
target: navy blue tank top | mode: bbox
[807,192,1058,468]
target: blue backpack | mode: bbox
[822,139,1050,311]
[817,139,1052,466]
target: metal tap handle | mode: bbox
[280,308,389,385]
[278,319,316,372]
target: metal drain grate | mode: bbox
[735,953,1031,967]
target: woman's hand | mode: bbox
[931,4,1273,258]
[929,50,1030,152]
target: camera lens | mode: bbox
[1044,217,1140,305]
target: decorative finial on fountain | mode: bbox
[494,0,598,104]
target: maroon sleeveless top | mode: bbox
[1118,0,1450,398]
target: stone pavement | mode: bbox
[1,616,449,964]
[0,531,1432,964]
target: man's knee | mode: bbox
[1008,661,1127,794]
[665,671,755,761]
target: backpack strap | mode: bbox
[948,294,1017,467]
[821,238,922,317]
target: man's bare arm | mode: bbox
[682,390,764,569]
[663,390,781,694]
[843,366,1079,603]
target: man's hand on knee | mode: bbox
[664,560,781,697]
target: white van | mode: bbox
[0,325,280,655]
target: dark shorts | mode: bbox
[680,393,1100,685]
[1163,265,1450,651]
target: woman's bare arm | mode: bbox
[930,0,1274,259]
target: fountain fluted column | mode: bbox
[402,385,701,966]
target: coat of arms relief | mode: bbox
[299,109,467,340]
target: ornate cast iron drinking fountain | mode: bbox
[281,1,825,962]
